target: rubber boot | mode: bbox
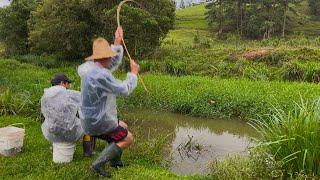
[91,143,122,178]
[83,135,95,157]
[109,150,125,168]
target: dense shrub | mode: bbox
[28,0,175,59]
[28,0,95,60]
[103,5,161,58]
[309,0,320,16]
[0,0,38,55]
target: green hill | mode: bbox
[289,0,320,36]
[171,1,320,37]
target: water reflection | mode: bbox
[121,109,256,175]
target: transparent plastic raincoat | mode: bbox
[78,45,137,136]
[41,86,84,143]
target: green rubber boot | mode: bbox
[91,143,122,178]
[109,150,126,168]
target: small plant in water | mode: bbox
[177,135,206,161]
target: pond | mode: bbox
[121,109,257,176]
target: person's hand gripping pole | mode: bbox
[116,0,149,93]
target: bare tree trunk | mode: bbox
[282,1,288,37]
[237,0,240,34]
[219,0,223,35]
[240,0,243,36]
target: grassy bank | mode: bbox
[0,116,204,179]
[1,59,320,121]
[123,74,320,120]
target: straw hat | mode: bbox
[85,37,117,61]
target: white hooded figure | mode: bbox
[41,73,84,143]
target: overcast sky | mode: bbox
[175,0,203,8]
[0,0,11,7]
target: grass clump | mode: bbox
[251,98,320,178]
[0,88,34,116]
[210,151,283,179]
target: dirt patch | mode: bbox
[241,48,274,60]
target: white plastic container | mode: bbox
[0,125,25,156]
[52,142,76,163]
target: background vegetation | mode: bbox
[0,0,175,59]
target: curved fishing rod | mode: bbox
[116,0,151,92]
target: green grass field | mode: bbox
[175,4,208,30]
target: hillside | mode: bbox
[164,4,209,46]
[148,3,320,83]
[289,0,320,36]
[171,1,320,37]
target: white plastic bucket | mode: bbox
[52,142,76,163]
[0,124,25,156]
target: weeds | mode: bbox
[0,89,19,115]
[250,98,320,178]
[210,150,283,179]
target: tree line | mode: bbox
[0,0,175,59]
[205,0,320,39]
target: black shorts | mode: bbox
[94,126,128,143]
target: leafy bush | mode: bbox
[28,0,95,60]
[309,0,320,16]
[0,0,38,55]
[103,5,161,58]
[28,0,175,59]
[251,98,320,177]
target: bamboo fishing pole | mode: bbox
[116,0,149,93]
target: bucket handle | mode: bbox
[8,123,25,130]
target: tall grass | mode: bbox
[210,151,283,179]
[251,98,320,177]
[123,74,320,120]
[0,88,35,117]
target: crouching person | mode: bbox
[78,26,139,178]
[41,73,84,163]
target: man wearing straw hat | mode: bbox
[78,26,139,178]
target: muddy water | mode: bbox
[121,109,257,176]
